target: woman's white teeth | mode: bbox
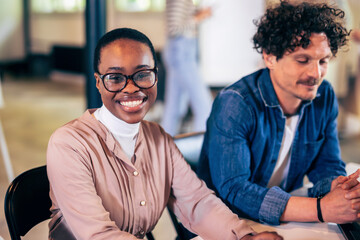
[121,100,142,107]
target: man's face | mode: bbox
[95,39,157,124]
[264,33,332,114]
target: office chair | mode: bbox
[171,131,205,240]
[173,131,205,172]
[4,165,156,240]
[4,165,51,240]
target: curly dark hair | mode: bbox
[253,0,350,59]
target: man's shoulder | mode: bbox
[210,69,269,125]
[315,80,336,103]
[318,79,334,92]
[222,68,266,98]
[304,80,337,119]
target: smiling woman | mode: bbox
[45,27,282,240]
[94,38,158,124]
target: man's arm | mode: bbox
[202,87,360,225]
[281,173,360,223]
[282,85,360,223]
[202,91,291,225]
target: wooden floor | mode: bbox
[0,72,360,240]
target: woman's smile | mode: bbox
[116,93,149,112]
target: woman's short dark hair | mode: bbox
[253,0,350,59]
[93,28,157,73]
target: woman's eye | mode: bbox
[107,75,124,83]
[136,72,150,79]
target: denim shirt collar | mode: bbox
[258,68,318,116]
[258,68,280,108]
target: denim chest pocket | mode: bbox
[297,136,325,164]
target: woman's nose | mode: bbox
[122,79,140,93]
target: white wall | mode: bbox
[199,0,265,87]
[0,0,25,62]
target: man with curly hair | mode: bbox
[198,0,360,225]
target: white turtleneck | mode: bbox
[94,105,140,160]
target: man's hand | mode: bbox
[330,170,360,216]
[322,182,360,223]
[330,170,360,190]
[339,169,360,190]
[240,232,283,240]
[331,175,349,190]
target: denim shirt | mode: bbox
[197,68,346,225]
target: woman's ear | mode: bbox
[262,52,277,69]
[94,73,101,91]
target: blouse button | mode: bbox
[133,171,139,176]
[140,200,146,206]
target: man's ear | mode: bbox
[262,52,277,69]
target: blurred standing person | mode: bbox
[162,0,213,136]
[324,0,360,137]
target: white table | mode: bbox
[246,220,345,240]
[191,220,345,240]
[191,162,360,240]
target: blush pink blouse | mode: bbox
[47,109,253,240]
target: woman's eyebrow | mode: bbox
[105,65,152,72]
[106,66,125,72]
[134,64,153,70]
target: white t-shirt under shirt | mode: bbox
[267,115,299,189]
[94,105,139,161]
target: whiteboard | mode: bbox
[199,0,265,87]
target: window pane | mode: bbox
[115,0,165,12]
[151,0,165,11]
[116,0,150,12]
[192,0,200,6]
[54,0,85,12]
[31,0,85,13]
[31,0,54,13]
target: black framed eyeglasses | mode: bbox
[98,67,158,92]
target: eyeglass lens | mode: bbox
[104,70,156,91]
